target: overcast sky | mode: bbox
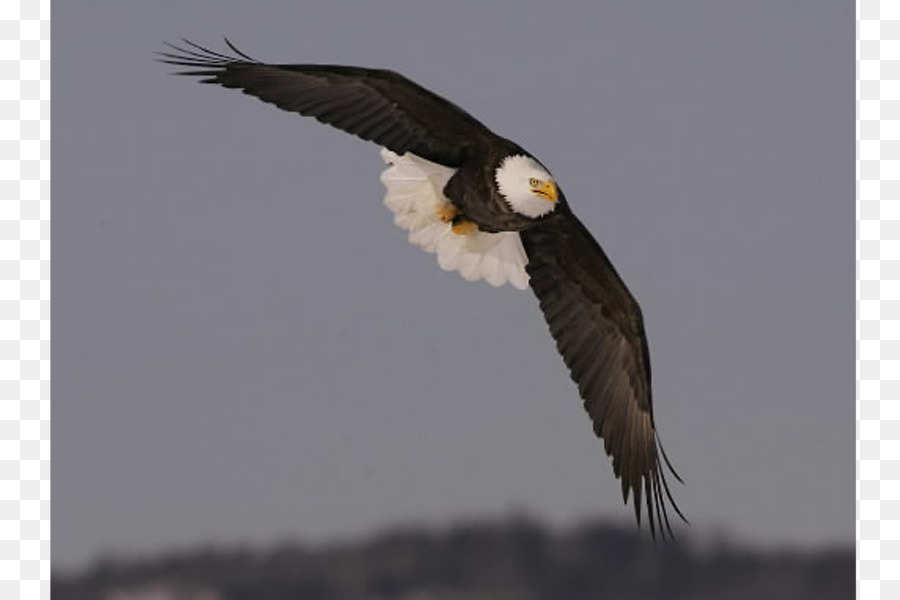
[54,1,853,570]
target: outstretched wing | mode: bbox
[158,40,492,167]
[520,207,685,540]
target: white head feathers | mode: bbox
[494,155,558,219]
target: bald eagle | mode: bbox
[159,40,686,539]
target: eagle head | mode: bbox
[495,154,558,219]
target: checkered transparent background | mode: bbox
[860,2,900,599]
[1,0,49,598]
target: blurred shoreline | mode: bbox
[53,515,853,600]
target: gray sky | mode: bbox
[54,1,853,570]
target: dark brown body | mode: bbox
[444,139,560,233]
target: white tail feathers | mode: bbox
[380,149,530,290]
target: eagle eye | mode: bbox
[529,177,540,187]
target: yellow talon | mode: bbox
[451,219,478,235]
[436,203,459,223]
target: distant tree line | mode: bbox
[53,516,854,600]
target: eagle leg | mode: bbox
[436,202,459,223]
[451,216,479,235]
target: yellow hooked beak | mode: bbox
[533,180,558,202]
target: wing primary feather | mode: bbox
[632,475,643,526]
[157,52,225,67]
[619,398,636,495]
[161,41,230,64]
[157,54,227,68]
[157,54,230,69]
[646,473,657,541]
[657,431,685,485]
[180,38,244,62]
[659,459,689,524]
[653,468,668,541]
[223,37,260,63]
[660,469,677,541]
[159,45,224,66]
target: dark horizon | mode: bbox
[53,508,853,580]
[53,514,855,600]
